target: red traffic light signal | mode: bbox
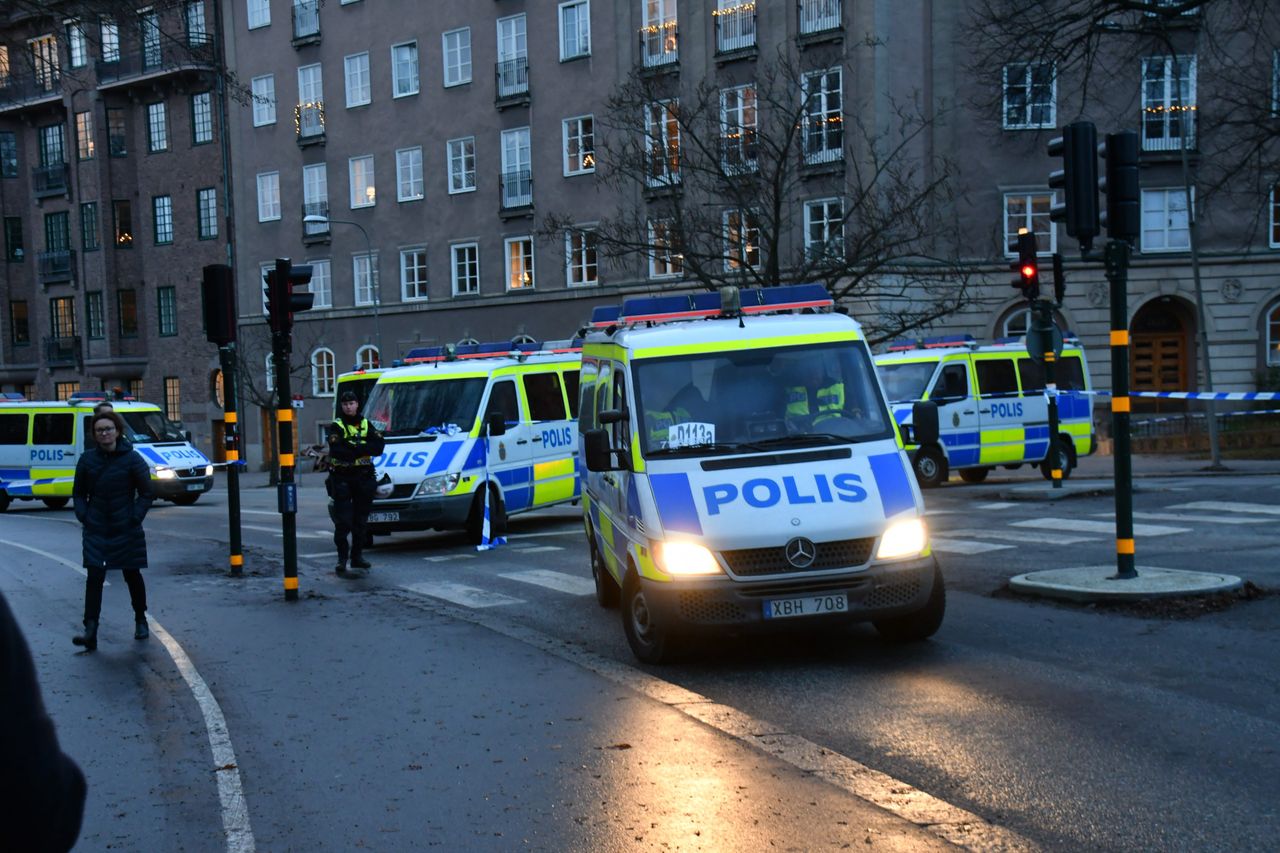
[264,258,315,335]
[1010,230,1040,300]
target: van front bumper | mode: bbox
[363,494,473,533]
[151,475,213,498]
[639,556,939,632]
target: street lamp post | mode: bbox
[303,214,382,361]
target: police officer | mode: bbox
[327,390,384,576]
[785,358,845,425]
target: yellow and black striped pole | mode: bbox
[219,344,244,576]
[1104,240,1137,579]
[271,257,301,601]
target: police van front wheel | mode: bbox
[0,492,11,512]
[170,494,200,506]
[623,572,678,664]
[873,565,945,643]
[41,497,69,509]
[958,467,990,484]
[912,446,948,488]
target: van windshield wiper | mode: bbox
[647,441,746,456]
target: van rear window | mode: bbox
[33,413,73,445]
[0,413,27,444]
[975,359,1019,398]
[523,373,566,421]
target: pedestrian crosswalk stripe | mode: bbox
[976,502,1018,510]
[1011,518,1189,536]
[1167,501,1280,517]
[403,581,521,608]
[929,537,1015,555]
[498,570,594,596]
[940,528,1096,545]
[1093,511,1269,526]
[241,523,329,539]
[422,554,475,562]
[510,545,565,554]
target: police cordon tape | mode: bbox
[0,460,245,491]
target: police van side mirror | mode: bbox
[598,408,626,425]
[485,412,507,437]
[583,428,617,472]
[911,401,939,446]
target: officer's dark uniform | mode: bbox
[327,394,384,574]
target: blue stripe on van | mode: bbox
[503,486,531,512]
[462,440,487,472]
[869,452,915,520]
[496,466,532,487]
[135,446,166,466]
[426,441,463,474]
[650,473,703,536]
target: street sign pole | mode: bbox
[271,257,301,601]
[1104,240,1137,579]
[219,343,244,576]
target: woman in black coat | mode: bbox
[71,411,154,651]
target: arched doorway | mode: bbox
[1130,297,1192,413]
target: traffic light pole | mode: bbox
[218,343,244,577]
[1104,240,1137,579]
[271,258,301,601]
[1032,299,1063,490]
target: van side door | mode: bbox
[522,369,576,507]
[0,411,31,487]
[929,359,981,467]
[483,378,533,513]
[973,356,1024,464]
[31,411,77,496]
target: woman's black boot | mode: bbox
[73,620,98,651]
[134,615,149,640]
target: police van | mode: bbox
[0,398,214,510]
[874,335,1096,487]
[578,284,944,664]
[359,340,582,541]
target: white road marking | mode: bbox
[928,538,1015,555]
[506,528,580,539]
[976,502,1018,510]
[0,538,255,853]
[1011,518,1189,536]
[402,580,521,608]
[509,544,564,554]
[422,553,475,562]
[1093,511,1270,526]
[1167,500,1280,517]
[237,509,280,517]
[941,528,1096,545]
[239,524,328,539]
[923,508,955,516]
[498,570,594,596]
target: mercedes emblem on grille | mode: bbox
[784,537,816,569]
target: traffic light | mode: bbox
[264,258,315,335]
[1099,130,1140,243]
[1011,229,1040,300]
[1051,252,1065,305]
[1047,121,1100,253]
[201,263,236,345]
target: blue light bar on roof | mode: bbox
[594,284,836,328]
[590,305,622,327]
[922,334,976,349]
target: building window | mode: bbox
[720,85,758,173]
[251,74,276,126]
[442,27,472,87]
[157,286,177,336]
[197,188,218,239]
[118,289,138,337]
[307,258,332,308]
[396,147,424,201]
[559,1,591,60]
[1271,184,1280,248]
[75,111,95,160]
[187,1,208,44]
[565,229,598,287]
[356,345,379,370]
[311,349,336,396]
[192,92,214,144]
[505,237,535,290]
[500,127,532,209]
[86,291,105,339]
[0,132,16,177]
[152,195,173,244]
[344,52,371,107]
[802,68,842,165]
[1141,188,1192,252]
[1267,302,1280,366]
[257,172,281,221]
[45,212,70,254]
[724,209,761,271]
[0,46,7,87]
[101,19,119,62]
[353,253,378,306]
[349,155,375,207]
[264,354,274,392]
[1142,55,1196,152]
[107,109,127,156]
[447,137,476,193]
[451,243,479,295]
[4,217,23,262]
[1003,63,1055,129]
[400,247,428,300]
[164,377,181,421]
[247,0,270,29]
[496,14,528,98]
[648,219,682,279]
[50,296,77,339]
[1003,192,1055,256]
[30,34,59,90]
[113,200,133,247]
[391,42,419,97]
[645,100,680,186]
[81,202,99,250]
[38,124,64,167]
[146,102,168,152]
[55,382,80,401]
[804,198,844,260]
[67,21,88,67]
[641,0,679,66]
[140,11,161,68]
[562,115,595,175]
[9,301,28,345]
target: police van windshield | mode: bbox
[877,361,936,403]
[117,411,187,444]
[334,376,379,420]
[364,378,486,437]
[635,342,893,456]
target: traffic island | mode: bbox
[1008,565,1243,602]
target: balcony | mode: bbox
[296,102,325,147]
[495,57,530,108]
[292,0,321,47]
[719,134,759,175]
[798,0,843,44]
[714,4,757,57]
[1142,108,1196,153]
[640,24,679,70]
[802,122,844,168]
[0,71,62,114]
[302,202,330,244]
[43,335,82,368]
[499,169,533,217]
[96,38,216,88]
[33,163,69,198]
[38,250,75,285]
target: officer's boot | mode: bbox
[72,620,98,652]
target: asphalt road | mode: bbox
[3,464,1277,851]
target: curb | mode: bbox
[1008,566,1244,602]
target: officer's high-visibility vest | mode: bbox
[332,419,375,467]
[786,382,844,422]
[645,407,689,447]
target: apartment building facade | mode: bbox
[0,1,231,451]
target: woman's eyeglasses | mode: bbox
[94,426,117,434]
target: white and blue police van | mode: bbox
[0,396,214,510]
[359,340,582,541]
[875,335,1096,487]
[578,284,944,664]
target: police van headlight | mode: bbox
[205,464,215,476]
[154,466,178,480]
[657,541,722,576]
[414,472,460,497]
[876,518,927,560]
